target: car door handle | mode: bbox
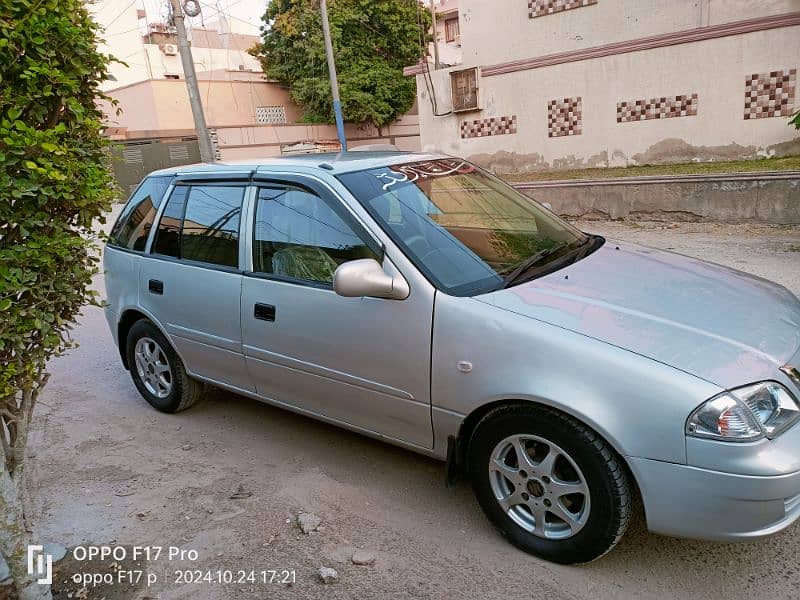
[254,303,275,322]
[148,279,164,295]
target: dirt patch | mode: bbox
[631,138,757,164]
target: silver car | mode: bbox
[104,152,800,563]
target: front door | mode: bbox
[240,179,434,448]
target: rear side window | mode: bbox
[109,176,172,251]
[152,185,244,268]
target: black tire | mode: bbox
[125,319,203,413]
[468,404,631,564]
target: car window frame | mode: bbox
[107,175,175,254]
[245,174,384,290]
[146,177,250,274]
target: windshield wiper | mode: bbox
[501,242,567,288]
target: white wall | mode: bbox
[91,0,263,91]
[460,0,798,67]
[417,25,800,170]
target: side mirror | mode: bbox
[333,259,410,300]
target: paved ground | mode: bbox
[27,219,800,599]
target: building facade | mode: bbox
[432,0,463,67]
[92,1,421,163]
[410,0,800,172]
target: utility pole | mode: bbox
[319,0,347,152]
[429,0,440,70]
[169,0,216,162]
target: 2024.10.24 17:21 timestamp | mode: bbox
[173,569,296,585]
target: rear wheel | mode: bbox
[125,319,202,413]
[468,405,631,564]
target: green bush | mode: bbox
[0,1,114,596]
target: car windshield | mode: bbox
[338,158,591,296]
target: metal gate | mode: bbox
[111,137,201,198]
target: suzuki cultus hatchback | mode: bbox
[105,152,800,563]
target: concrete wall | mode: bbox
[515,172,800,224]
[416,1,800,172]
[102,76,300,134]
[214,112,423,160]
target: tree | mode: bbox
[252,0,430,127]
[0,1,114,597]
[790,109,799,129]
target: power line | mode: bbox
[104,0,139,30]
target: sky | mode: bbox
[138,0,268,35]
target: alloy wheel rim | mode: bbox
[134,337,173,399]
[489,434,591,540]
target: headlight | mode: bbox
[686,381,800,442]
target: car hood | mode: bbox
[477,241,800,389]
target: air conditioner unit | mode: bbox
[450,67,481,113]
[163,43,178,56]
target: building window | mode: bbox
[450,68,480,112]
[444,17,459,43]
[256,106,287,125]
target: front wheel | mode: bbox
[125,319,203,413]
[468,405,631,564]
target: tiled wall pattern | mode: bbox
[461,115,518,139]
[617,94,698,123]
[743,69,796,119]
[529,0,597,19]
[547,97,582,137]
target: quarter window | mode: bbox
[109,176,172,251]
[151,186,188,258]
[253,186,378,285]
[152,185,243,268]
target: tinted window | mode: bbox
[253,186,377,284]
[151,186,188,258]
[181,186,243,267]
[109,176,171,250]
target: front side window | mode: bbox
[109,176,172,251]
[252,186,378,285]
[151,185,243,268]
[338,159,593,296]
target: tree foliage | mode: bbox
[790,109,800,130]
[252,0,430,127]
[0,0,114,596]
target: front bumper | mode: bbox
[628,456,800,541]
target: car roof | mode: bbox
[149,151,450,177]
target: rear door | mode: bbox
[139,180,253,391]
[240,176,435,448]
